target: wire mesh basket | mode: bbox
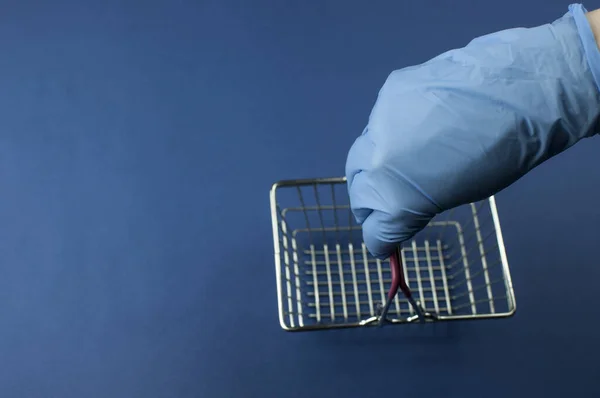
[269,177,516,331]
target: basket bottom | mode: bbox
[279,225,511,330]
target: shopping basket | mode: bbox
[269,177,516,331]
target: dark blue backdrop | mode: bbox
[1,0,599,397]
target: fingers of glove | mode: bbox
[345,131,375,224]
[348,169,434,259]
[361,207,432,260]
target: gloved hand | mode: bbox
[346,4,600,259]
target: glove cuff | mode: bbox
[570,4,600,94]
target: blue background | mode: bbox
[1,0,599,397]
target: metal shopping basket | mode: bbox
[269,177,516,331]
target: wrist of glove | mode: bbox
[346,4,600,259]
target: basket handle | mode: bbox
[378,247,426,325]
[390,247,410,300]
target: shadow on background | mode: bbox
[311,319,466,347]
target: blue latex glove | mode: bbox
[346,4,600,259]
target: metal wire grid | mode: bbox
[270,177,516,331]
